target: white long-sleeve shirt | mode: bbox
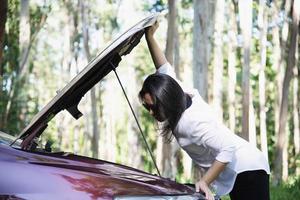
[156,63,270,195]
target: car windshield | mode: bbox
[0,132,20,147]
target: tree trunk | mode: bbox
[294,45,300,176]
[212,0,225,121]
[272,9,281,142]
[90,88,99,158]
[274,0,299,185]
[271,4,284,167]
[80,0,100,158]
[274,0,291,141]
[193,0,213,101]
[126,58,142,169]
[0,0,7,130]
[105,114,116,162]
[3,0,46,129]
[192,0,215,182]
[0,0,7,76]
[161,0,178,179]
[238,0,252,141]
[249,90,257,146]
[97,86,103,157]
[165,0,176,65]
[276,0,292,182]
[3,0,30,128]
[283,0,297,181]
[57,0,79,153]
[162,140,177,179]
[227,1,237,132]
[174,12,181,80]
[73,124,79,154]
[172,4,190,181]
[258,0,268,160]
[57,114,65,148]
[282,124,289,181]
[156,135,163,173]
[61,2,74,76]
[19,0,30,76]
[182,150,192,180]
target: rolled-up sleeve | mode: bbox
[156,62,198,96]
[156,62,177,79]
[215,146,235,163]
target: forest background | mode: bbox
[0,0,299,199]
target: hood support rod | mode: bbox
[110,61,161,177]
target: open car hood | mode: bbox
[18,13,159,141]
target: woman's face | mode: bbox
[142,93,166,122]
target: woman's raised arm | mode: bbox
[145,21,168,70]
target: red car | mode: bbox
[0,14,212,200]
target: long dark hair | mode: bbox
[139,73,188,142]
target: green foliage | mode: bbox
[181,0,193,9]
[41,118,60,152]
[4,0,19,74]
[143,0,167,13]
[1,0,20,134]
[1,0,51,135]
[271,176,300,200]
[92,2,120,42]
[29,2,51,38]
[175,151,187,183]
[220,195,230,200]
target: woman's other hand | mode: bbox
[195,180,215,200]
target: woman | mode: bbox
[139,22,270,200]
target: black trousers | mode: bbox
[229,170,270,200]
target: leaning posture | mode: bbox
[139,22,270,200]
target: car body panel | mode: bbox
[0,13,201,200]
[0,143,194,199]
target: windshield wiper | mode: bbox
[10,122,48,150]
